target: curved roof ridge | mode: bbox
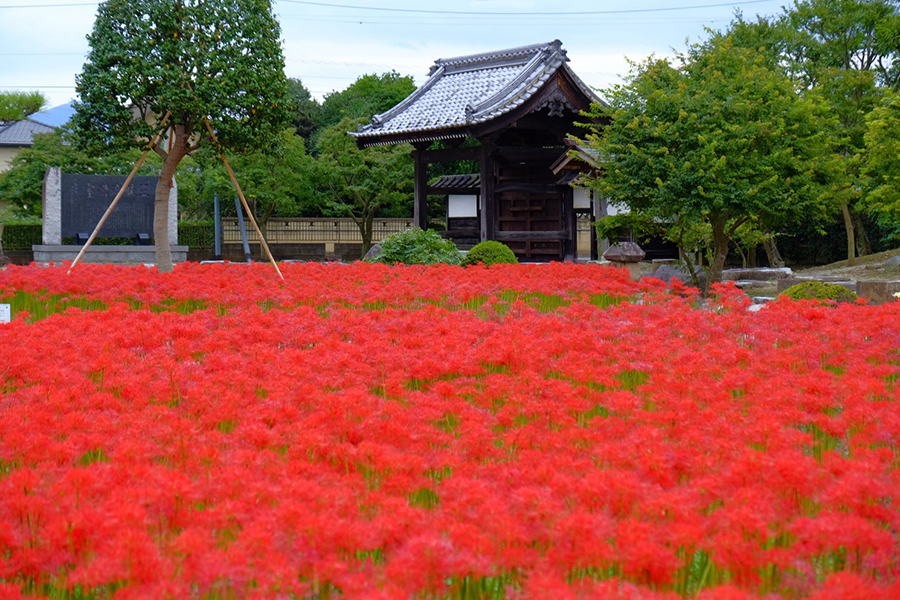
[469,51,569,122]
[350,40,603,145]
[431,40,563,74]
[466,51,549,121]
[364,66,446,131]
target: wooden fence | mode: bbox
[221,218,415,244]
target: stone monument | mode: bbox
[34,167,188,265]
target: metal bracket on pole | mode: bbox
[235,196,252,263]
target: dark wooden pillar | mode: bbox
[564,186,575,261]
[413,144,429,229]
[479,140,496,241]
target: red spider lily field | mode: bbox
[0,262,898,600]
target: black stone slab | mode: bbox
[60,174,156,239]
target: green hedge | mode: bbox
[178,222,215,249]
[1,223,42,250]
[1,222,217,250]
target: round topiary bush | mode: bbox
[780,281,858,304]
[462,240,518,267]
[373,227,461,265]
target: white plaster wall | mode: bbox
[448,194,478,218]
[0,147,19,172]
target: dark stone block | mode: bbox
[60,174,157,240]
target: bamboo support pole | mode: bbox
[68,112,173,274]
[202,117,284,281]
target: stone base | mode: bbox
[33,245,188,266]
[857,280,900,305]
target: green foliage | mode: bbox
[0,130,103,218]
[200,128,321,227]
[864,90,900,222]
[287,78,322,142]
[462,241,517,267]
[73,0,290,157]
[0,91,47,121]
[316,117,413,254]
[777,0,900,260]
[782,0,900,90]
[318,72,416,133]
[0,129,202,220]
[0,223,42,250]
[582,33,831,283]
[374,228,461,265]
[780,281,858,303]
[72,0,291,272]
[178,222,214,249]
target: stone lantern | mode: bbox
[603,242,645,281]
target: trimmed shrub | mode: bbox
[373,227,461,265]
[0,223,42,250]
[780,281,858,304]
[462,240,518,267]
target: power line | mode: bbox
[0,2,95,7]
[279,0,778,16]
[0,0,777,14]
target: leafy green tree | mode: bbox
[318,72,416,133]
[316,117,413,256]
[287,78,322,143]
[582,35,830,285]
[780,0,900,261]
[72,0,290,272]
[863,89,900,242]
[201,128,320,244]
[0,91,47,121]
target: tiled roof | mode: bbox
[0,118,55,147]
[429,173,480,192]
[352,40,601,145]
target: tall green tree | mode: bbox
[316,117,412,256]
[781,0,900,261]
[287,78,322,143]
[201,128,320,245]
[318,72,416,133]
[863,90,900,242]
[72,0,290,272]
[0,91,47,122]
[583,35,830,285]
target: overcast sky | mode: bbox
[1,0,787,111]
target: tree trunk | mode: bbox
[708,218,730,288]
[360,211,375,258]
[840,201,855,266]
[154,127,187,273]
[762,235,785,268]
[748,245,757,268]
[851,210,872,257]
[736,244,748,268]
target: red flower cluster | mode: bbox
[0,263,898,599]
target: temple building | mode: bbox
[351,40,605,261]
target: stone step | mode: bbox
[733,280,777,290]
[722,267,793,281]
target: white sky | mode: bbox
[0,0,786,110]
